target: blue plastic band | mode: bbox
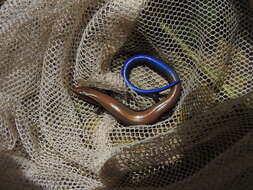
[122,55,180,94]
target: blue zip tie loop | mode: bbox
[122,55,180,94]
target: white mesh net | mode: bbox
[0,0,253,189]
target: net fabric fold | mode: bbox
[0,0,253,189]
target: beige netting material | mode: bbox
[0,0,253,189]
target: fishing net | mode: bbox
[0,0,253,189]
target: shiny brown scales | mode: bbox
[72,55,181,125]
